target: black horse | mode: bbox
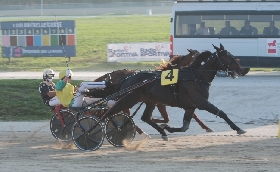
[88,44,246,140]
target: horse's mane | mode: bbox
[155,49,199,70]
[187,51,212,69]
[155,55,182,70]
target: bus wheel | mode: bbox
[241,68,250,76]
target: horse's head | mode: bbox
[213,44,243,78]
[178,49,200,68]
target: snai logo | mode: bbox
[267,39,277,54]
[124,45,131,52]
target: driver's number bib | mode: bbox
[161,69,179,86]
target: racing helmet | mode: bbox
[59,69,73,80]
[43,69,55,81]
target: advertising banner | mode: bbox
[107,42,170,62]
[1,20,76,57]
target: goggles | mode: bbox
[47,74,54,79]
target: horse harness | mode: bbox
[163,52,225,106]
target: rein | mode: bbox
[184,51,236,73]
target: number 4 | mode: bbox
[161,69,179,86]
[165,70,174,81]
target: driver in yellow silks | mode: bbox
[55,69,115,108]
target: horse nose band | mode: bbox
[216,51,239,73]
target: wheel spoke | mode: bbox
[63,125,73,134]
[88,135,102,145]
[84,135,89,150]
[114,131,125,141]
[65,118,75,125]
[51,119,62,127]
[90,126,103,135]
[111,116,121,128]
[119,119,130,129]
[106,127,117,135]
[79,121,90,131]
[73,132,84,141]
[120,126,134,133]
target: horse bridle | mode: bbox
[214,50,238,73]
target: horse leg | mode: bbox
[198,102,246,134]
[122,107,149,137]
[123,108,142,133]
[107,97,149,137]
[141,104,169,141]
[122,108,138,132]
[151,104,170,123]
[193,112,214,132]
[162,108,195,133]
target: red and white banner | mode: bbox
[267,39,277,54]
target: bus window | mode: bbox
[174,13,280,37]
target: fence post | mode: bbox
[278,115,280,138]
[146,9,152,16]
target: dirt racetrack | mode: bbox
[0,71,279,172]
[0,127,279,172]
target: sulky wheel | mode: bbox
[50,110,76,141]
[72,116,105,151]
[105,112,136,147]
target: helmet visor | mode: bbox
[47,74,54,79]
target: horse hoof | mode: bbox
[237,129,246,135]
[206,128,215,132]
[162,136,168,141]
[159,123,168,129]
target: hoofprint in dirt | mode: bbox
[0,125,279,172]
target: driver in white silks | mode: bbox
[51,69,115,108]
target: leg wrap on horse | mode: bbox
[181,120,190,132]
[164,120,190,133]
[216,110,240,131]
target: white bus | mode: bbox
[170,0,280,75]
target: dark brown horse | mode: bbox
[93,49,213,137]
[89,44,246,141]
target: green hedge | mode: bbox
[0,79,82,121]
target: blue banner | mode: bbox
[2,46,76,57]
[1,20,75,29]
